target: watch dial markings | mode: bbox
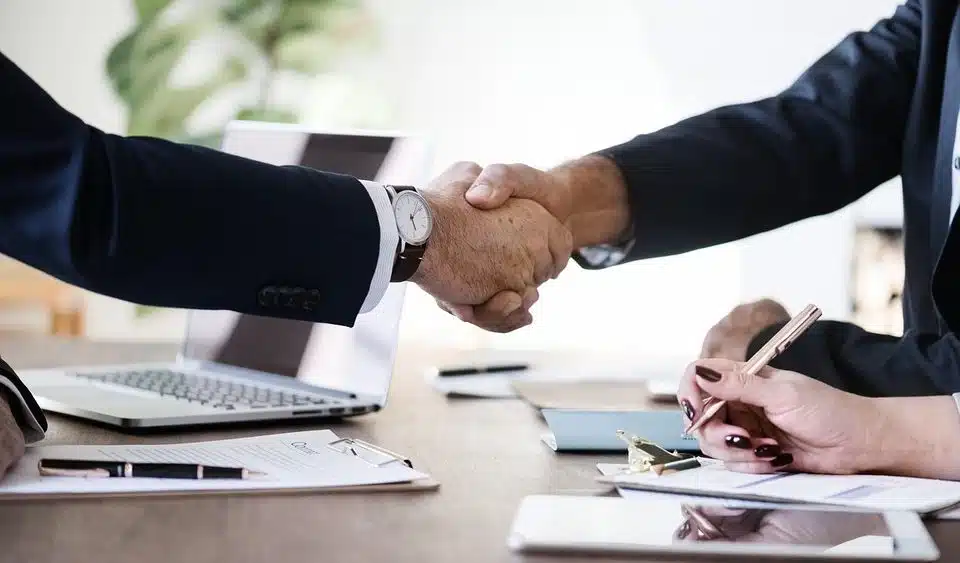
[395,192,430,243]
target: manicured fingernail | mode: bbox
[676,521,691,539]
[467,183,492,198]
[679,399,696,421]
[771,453,794,467]
[754,445,781,458]
[724,435,751,449]
[695,365,722,382]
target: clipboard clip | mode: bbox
[327,437,414,468]
[616,429,701,476]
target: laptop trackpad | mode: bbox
[37,386,213,418]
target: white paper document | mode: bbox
[610,463,960,514]
[0,430,428,498]
[598,463,788,510]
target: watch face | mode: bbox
[393,190,433,244]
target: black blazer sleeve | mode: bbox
[747,321,960,398]
[0,51,383,441]
[595,1,921,260]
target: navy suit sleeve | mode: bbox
[0,52,383,442]
[595,0,921,260]
[0,51,379,326]
[747,321,960,398]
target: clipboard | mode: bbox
[0,429,439,500]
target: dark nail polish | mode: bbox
[676,521,691,540]
[680,399,696,421]
[695,365,722,382]
[724,435,751,449]
[754,444,781,458]
[771,453,794,467]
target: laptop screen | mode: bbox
[178,122,429,403]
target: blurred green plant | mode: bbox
[106,0,375,316]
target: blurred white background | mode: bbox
[0,0,905,364]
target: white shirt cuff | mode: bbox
[0,376,44,443]
[358,180,398,314]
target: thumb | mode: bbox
[690,358,785,409]
[465,163,550,211]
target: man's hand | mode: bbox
[411,162,572,329]
[699,299,790,361]
[0,394,25,478]
[465,162,574,226]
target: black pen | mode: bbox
[437,363,530,377]
[38,459,266,480]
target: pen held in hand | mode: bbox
[684,304,822,435]
[38,459,267,480]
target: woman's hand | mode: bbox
[676,358,885,475]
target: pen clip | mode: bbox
[327,437,413,468]
[742,304,821,376]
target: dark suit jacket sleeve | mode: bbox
[0,52,382,441]
[579,0,921,262]
[747,321,960,398]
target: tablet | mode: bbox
[507,495,939,561]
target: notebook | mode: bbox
[0,430,437,499]
[540,409,694,452]
[602,461,960,514]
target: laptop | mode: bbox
[19,121,432,429]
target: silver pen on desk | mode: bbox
[684,304,822,435]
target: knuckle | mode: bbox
[509,162,538,178]
[450,161,482,177]
[731,303,751,316]
[482,162,511,181]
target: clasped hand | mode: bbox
[414,161,573,332]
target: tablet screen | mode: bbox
[509,496,914,559]
[671,505,892,554]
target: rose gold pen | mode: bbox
[684,304,822,435]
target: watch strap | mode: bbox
[391,243,426,282]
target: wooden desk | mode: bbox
[0,336,957,563]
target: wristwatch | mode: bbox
[385,185,433,282]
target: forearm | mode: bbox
[548,155,631,249]
[870,395,960,480]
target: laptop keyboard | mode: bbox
[74,368,339,410]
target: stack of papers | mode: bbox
[598,462,960,515]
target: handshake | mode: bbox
[409,158,618,333]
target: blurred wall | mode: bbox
[0,1,905,360]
